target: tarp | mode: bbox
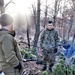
[65,44,75,58]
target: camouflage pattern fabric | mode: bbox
[38,28,59,65]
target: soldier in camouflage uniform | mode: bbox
[38,21,59,72]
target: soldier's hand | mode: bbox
[54,48,57,53]
[57,45,62,50]
[14,62,22,72]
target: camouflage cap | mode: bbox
[0,13,13,26]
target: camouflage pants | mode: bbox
[42,50,55,67]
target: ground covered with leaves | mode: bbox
[23,61,52,75]
[20,42,75,75]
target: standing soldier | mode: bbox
[38,20,60,72]
[0,13,24,75]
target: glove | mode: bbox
[0,70,2,74]
[54,48,57,53]
[14,62,22,72]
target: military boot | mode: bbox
[42,64,47,71]
[49,63,54,73]
[49,67,52,73]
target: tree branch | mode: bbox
[4,0,15,8]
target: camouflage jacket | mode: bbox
[38,28,59,53]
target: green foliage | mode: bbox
[59,54,65,60]
[20,48,37,60]
[20,48,75,75]
[52,54,75,75]
[41,71,49,75]
[53,63,66,75]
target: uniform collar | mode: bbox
[0,28,15,37]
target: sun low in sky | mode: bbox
[5,0,36,16]
[5,0,54,17]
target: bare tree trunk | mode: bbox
[27,23,30,49]
[53,0,61,26]
[72,34,75,44]
[0,0,15,14]
[70,0,75,43]
[0,0,4,14]
[53,0,58,26]
[33,0,40,48]
[61,13,67,40]
[67,15,73,40]
[63,23,66,40]
[43,0,48,28]
[32,4,36,27]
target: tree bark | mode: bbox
[43,0,48,28]
[67,15,73,40]
[53,0,58,26]
[27,23,30,49]
[0,0,4,14]
[33,0,40,48]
